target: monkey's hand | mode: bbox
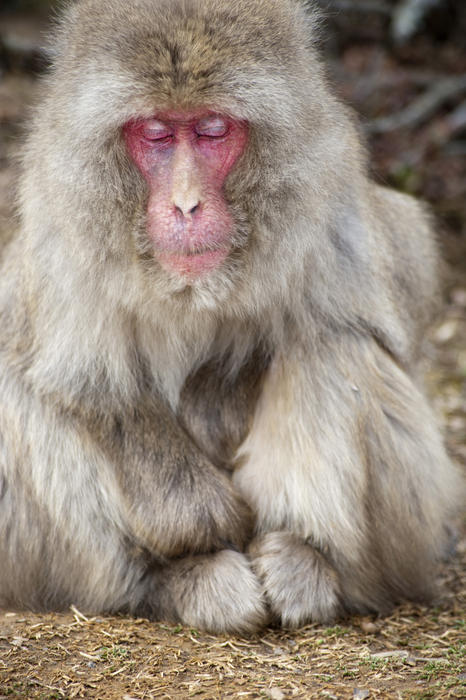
[105,399,253,557]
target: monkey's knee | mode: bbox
[162,550,268,634]
[249,532,342,627]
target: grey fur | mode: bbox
[0,0,462,632]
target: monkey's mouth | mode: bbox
[157,246,230,277]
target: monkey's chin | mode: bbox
[158,247,230,279]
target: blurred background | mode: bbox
[0,0,465,466]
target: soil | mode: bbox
[0,7,465,700]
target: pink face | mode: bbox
[123,111,248,278]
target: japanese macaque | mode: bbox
[0,0,461,634]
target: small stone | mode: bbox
[353,690,370,700]
[360,620,377,634]
[434,320,458,343]
[265,688,285,700]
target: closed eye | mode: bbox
[195,115,229,139]
[142,119,173,142]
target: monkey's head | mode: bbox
[23,0,362,317]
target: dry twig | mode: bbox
[367,75,466,133]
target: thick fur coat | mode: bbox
[0,0,461,632]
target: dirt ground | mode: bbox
[0,6,465,700]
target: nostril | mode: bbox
[175,202,200,218]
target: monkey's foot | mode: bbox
[167,550,268,634]
[249,532,342,627]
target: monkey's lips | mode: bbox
[158,246,230,277]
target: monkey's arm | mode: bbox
[178,346,269,468]
[89,396,252,557]
[233,332,461,625]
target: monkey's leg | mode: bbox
[233,334,461,626]
[134,549,267,634]
[0,474,267,633]
[0,374,266,631]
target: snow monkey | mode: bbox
[0,0,461,633]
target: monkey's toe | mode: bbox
[250,532,342,628]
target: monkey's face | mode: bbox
[123,110,248,281]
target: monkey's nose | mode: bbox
[174,201,200,218]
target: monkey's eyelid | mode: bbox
[195,128,229,139]
[143,134,173,143]
[141,120,173,140]
[195,116,229,138]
